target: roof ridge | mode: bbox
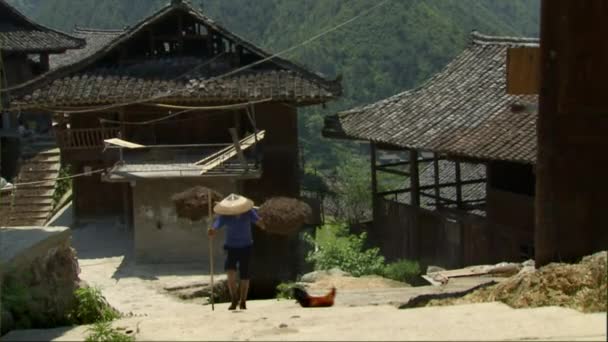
[0,0,85,48]
[10,0,340,97]
[73,27,126,34]
[470,30,539,46]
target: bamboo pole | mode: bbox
[208,189,215,311]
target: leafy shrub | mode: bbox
[53,164,72,207]
[382,259,422,285]
[85,322,134,342]
[69,286,120,325]
[304,222,385,277]
[275,282,296,300]
[1,274,31,329]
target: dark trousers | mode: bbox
[224,245,252,279]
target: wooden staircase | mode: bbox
[5,135,61,227]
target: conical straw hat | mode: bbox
[213,193,254,215]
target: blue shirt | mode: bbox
[212,209,259,248]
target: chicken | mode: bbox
[292,286,336,308]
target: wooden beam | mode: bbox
[377,160,409,168]
[39,53,49,71]
[196,130,265,174]
[177,13,184,55]
[507,46,541,95]
[409,149,420,207]
[455,161,463,209]
[375,167,410,177]
[104,138,145,149]
[377,188,409,197]
[433,153,441,207]
[148,29,155,56]
[371,142,378,220]
[228,128,248,171]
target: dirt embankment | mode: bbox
[427,251,607,313]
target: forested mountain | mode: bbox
[8,0,540,170]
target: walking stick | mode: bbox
[208,189,215,311]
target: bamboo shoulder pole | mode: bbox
[208,190,215,311]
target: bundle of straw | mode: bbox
[258,197,312,236]
[171,186,223,221]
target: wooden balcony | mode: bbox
[54,128,120,150]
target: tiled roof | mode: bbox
[0,0,84,53]
[11,0,340,107]
[323,32,538,164]
[21,67,335,107]
[49,28,124,70]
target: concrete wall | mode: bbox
[132,178,236,264]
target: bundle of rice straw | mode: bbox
[171,186,223,221]
[258,197,312,235]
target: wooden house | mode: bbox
[324,32,538,269]
[12,0,341,296]
[0,0,83,180]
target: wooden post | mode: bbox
[370,142,378,218]
[536,0,608,266]
[433,153,441,208]
[177,13,184,55]
[409,149,420,207]
[454,161,463,209]
[39,53,50,72]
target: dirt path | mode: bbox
[3,222,606,341]
[4,301,606,341]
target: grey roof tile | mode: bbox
[0,0,83,53]
[324,32,538,164]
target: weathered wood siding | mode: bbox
[371,197,533,269]
[71,160,129,221]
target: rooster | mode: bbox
[292,286,336,307]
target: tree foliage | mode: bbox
[304,222,385,277]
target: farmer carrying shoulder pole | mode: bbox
[207,193,263,310]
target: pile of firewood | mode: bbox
[258,197,312,235]
[171,186,223,221]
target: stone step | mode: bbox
[18,164,60,173]
[31,148,60,155]
[16,173,60,181]
[2,197,54,206]
[32,154,61,162]
[25,156,61,164]
[7,218,48,226]
[14,181,56,189]
[11,188,55,197]
[22,148,60,158]
[8,212,50,220]
[11,204,54,213]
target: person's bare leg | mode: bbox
[227,270,239,310]
[239,279,250,310]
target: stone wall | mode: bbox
[1,227,80,335]
[132,178,235,264]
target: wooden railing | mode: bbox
[54,128,121,150]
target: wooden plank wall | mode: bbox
[372,197,533,269]
[507,47,541,95]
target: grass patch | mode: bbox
[85,322,134,342]
[275,282,296,300]
[382,259,423,285]
[69,286,120,325]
